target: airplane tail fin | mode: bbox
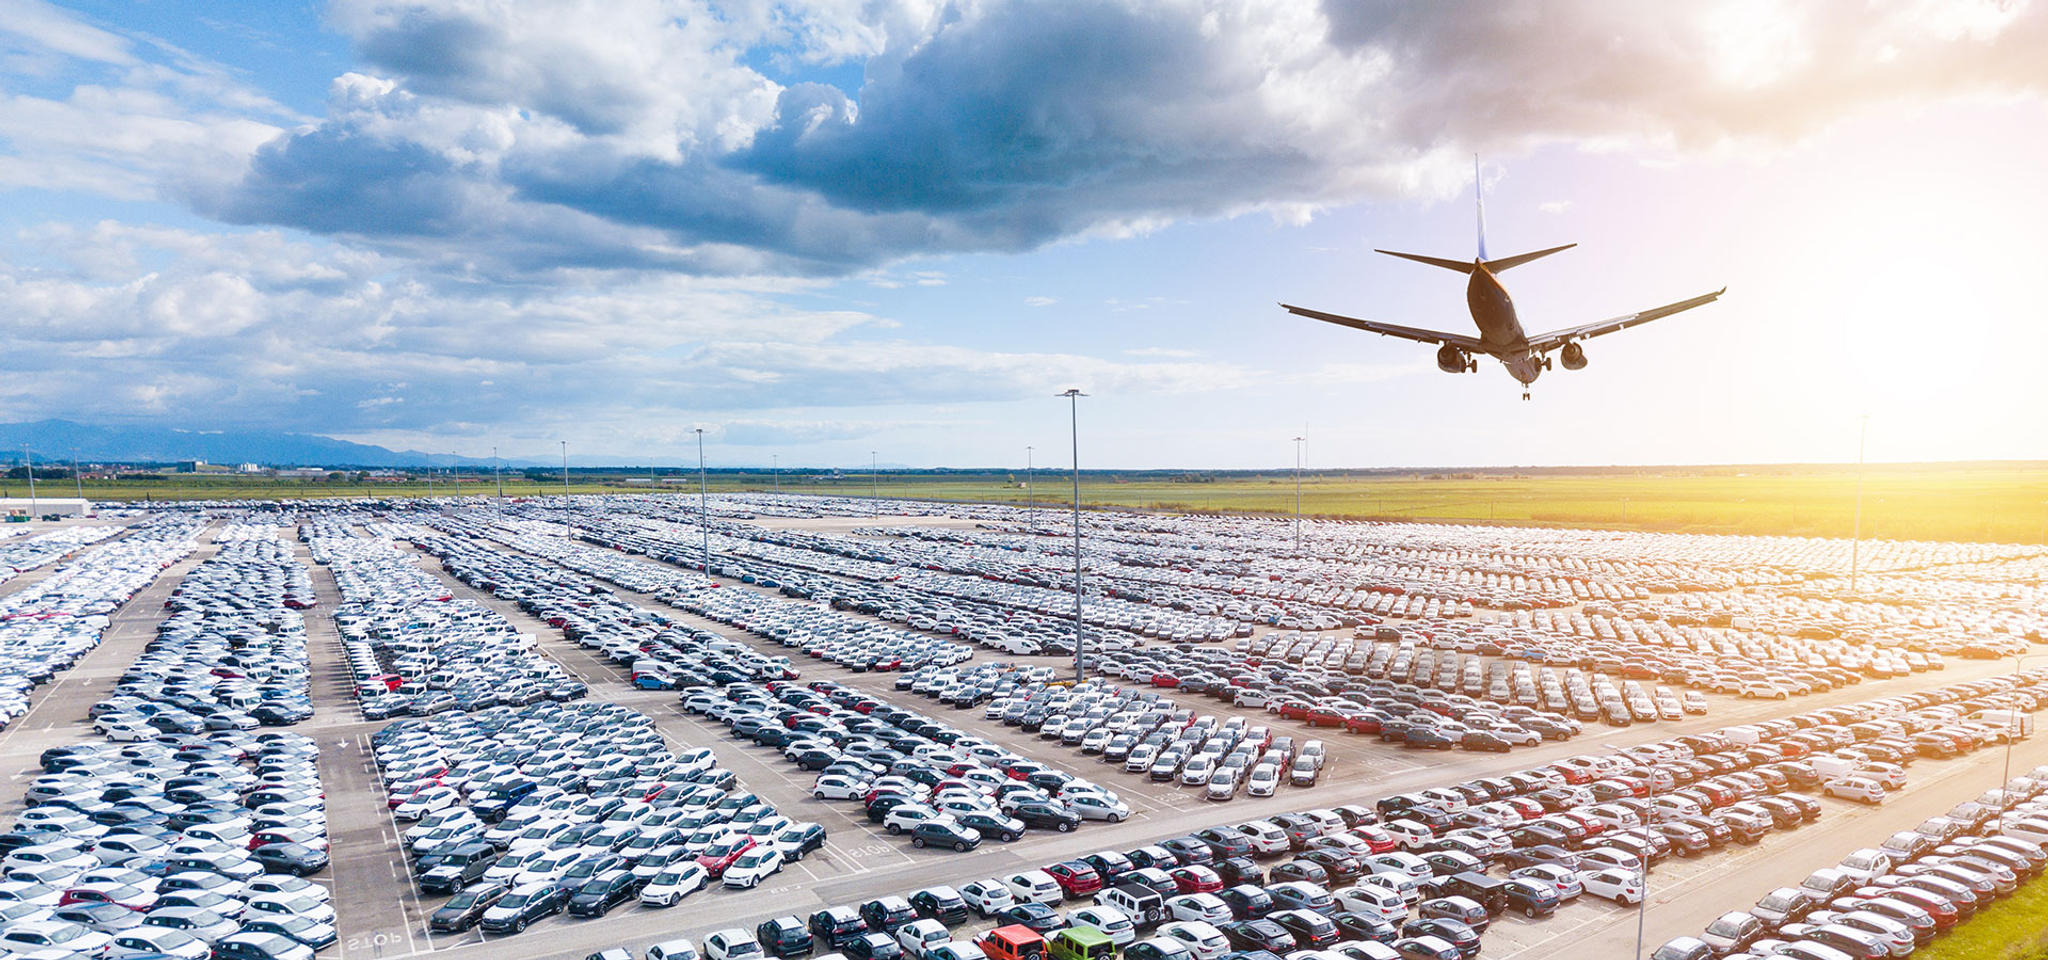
[1475,154,1487,261]
[1374,243,1575,274]
[1374,159,1575,273]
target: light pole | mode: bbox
[1999,653,2048,828]
[1026,445,1034,511]
[24,445,37,518]
[1292,435,1305,553]
[492,446,503,498]
[870,451,879,517]
[560,441,571,499]
[772,454,780,495]
[695,428,710,576]
[1061,389,1087,682]
[1850,414,1869,592]
[72,452,83,502]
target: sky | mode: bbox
[1,0,2046,469]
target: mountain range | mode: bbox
[0,420,541,468]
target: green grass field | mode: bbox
[1913,873,2048,960]
[10,463,2044,545]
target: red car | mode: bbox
[1151,674,1182,688]
[1170,866,1224,894]
[59,883,158,912]
[1045,861,1103,898]
[696,835,756,877]
[1343,714,1382,735]
[1349,827,1398,854]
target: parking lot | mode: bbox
[3,499,2044,960]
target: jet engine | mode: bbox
[1560,341,1587,370]
[1436,344,1473,373]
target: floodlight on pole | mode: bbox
[492,446,503,498]
[871,451,879,517]
[72,452,83,501]
[23,445,37,518]
[560,441,570,499]
[1060,389,1087,683]
[1850,414,1869,592]
[695,428,710,577]
[1999,653,2048,830]
[1026,445,1034,511]
[1292,435,1305,554]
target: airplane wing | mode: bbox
[1279,303,1487,352]
[1524,287,1726,352]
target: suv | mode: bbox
[757,916,815,959]
[568,870,641,918]
[418,842,498,895]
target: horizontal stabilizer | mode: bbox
[1374,249,1477,273]
[1482,243,1576,272]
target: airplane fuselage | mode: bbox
[1466,264,1544,385]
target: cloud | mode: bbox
[1124,346,1198,358]
[1023,296,1058,307]
[0,219,1254,449]
[191,0,2048,277]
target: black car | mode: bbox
[1218,885,1275,920]
[1299,851,1363,884]
[1214,857,1265,887]
[430,883,508,933]
[1402,918,1481,958]
[252,842,329,876]
[911,887,970,926]
[757,916,815,958]
[566,870,639,918]
[995,902,1068,935]
[1271,908,1341,948]
[1011,802,1081,833]
[241,915,339,949]
[911,820,981,851]
[956,813,1022,842]
[1331,910,1399,943]
[1221,919,1295,953]
[1268,860,1329,887]
[1083,851,1136,883]
[1406,728,1458,750]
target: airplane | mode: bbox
[1280,159,1724,399]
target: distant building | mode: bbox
[173,460,231,474]
[275,467,333,479]
[237,463,263,474]
[1,497,89,519]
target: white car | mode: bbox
[1068,905,1136,945]
[1237,820,1291,854]
[1067,793,1131,822]
[1824,777,1887,805]
[642,863,710,905]
[1003,870,1062,906]
[813,775,871,801]
[722,847,784,889]
[958,879,1018,918]
[1245,765,1281,798]
[1578,868,1643,904]
[1508,864,1582,900]
[392,787,459,821]
[1157,921,1229,960]
[1165,893,1232,924]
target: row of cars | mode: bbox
[374,701,817,938]
[685,677,1133,850]
[0,517,203,735]
[889,666,1329,800]
[94,524,318,740]
[0,525,125,589]
[1658,760,2048,959]
[305,523,592,718]
[3,516,336,960]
